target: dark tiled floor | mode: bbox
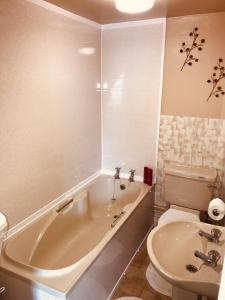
[112,240,171,300]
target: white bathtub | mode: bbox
[0,175,153,299]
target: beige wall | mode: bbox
[0,0,101,227]
[101,22,165,177]
[3,1,224,228]
[162,12,225,119]
[157,12,225,206]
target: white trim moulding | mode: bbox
[154,19,166,181]
[168,11,225,22]
[27,0,101,29]
[102,18,166,29]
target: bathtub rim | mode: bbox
[4,176,143,274]
[6,170,144,239]
[0,174,152,295]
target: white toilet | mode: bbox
[146,163,217,296]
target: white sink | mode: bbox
[147,221,225,298]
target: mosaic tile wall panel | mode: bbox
[155,115,225,207]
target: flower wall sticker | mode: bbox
[206,59,225,101]
[179,27,205,71]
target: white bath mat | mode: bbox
[115,298,143,300]
[146,263,172,297]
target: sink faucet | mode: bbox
[199,228,222,244]
[194,250,221,268]
[129,169,136,182]
[114,167,121,180]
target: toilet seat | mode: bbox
[158,207,200,225]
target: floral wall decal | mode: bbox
[206,58,225,101]
[179,27,205,71]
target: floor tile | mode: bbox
[111,240,171,300]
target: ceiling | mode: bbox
[44,0,225,24]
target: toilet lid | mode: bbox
[158,208,200,225]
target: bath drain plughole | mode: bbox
[120,184,126,190]
[186,264,198,273]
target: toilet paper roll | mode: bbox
[208,198,225,221]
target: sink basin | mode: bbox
[147,221,225,298]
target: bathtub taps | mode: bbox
[114,167,121,180]
[199,228,222,244]
[194,250,221,268]
[129,169,136,182]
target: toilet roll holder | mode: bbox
[212,208,225,217]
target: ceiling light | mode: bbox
[115,0,155,14]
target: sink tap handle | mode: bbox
[194,250,221,267]
[211,228,222,240]
[208,250,221,265]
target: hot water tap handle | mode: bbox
[129,169,136,182]
[114,167,122,180]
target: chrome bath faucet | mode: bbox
[114,167,121,180]
[129,169,136,182]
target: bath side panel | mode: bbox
[67,188,154,300]
[0,270,65,300]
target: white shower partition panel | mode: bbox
[101,19,166,181]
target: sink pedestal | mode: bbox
[172,286,198,300]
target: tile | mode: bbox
[140,288,170,300]
[155,115,225,207]
[116,276,146,297]
[111,241,171,300]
